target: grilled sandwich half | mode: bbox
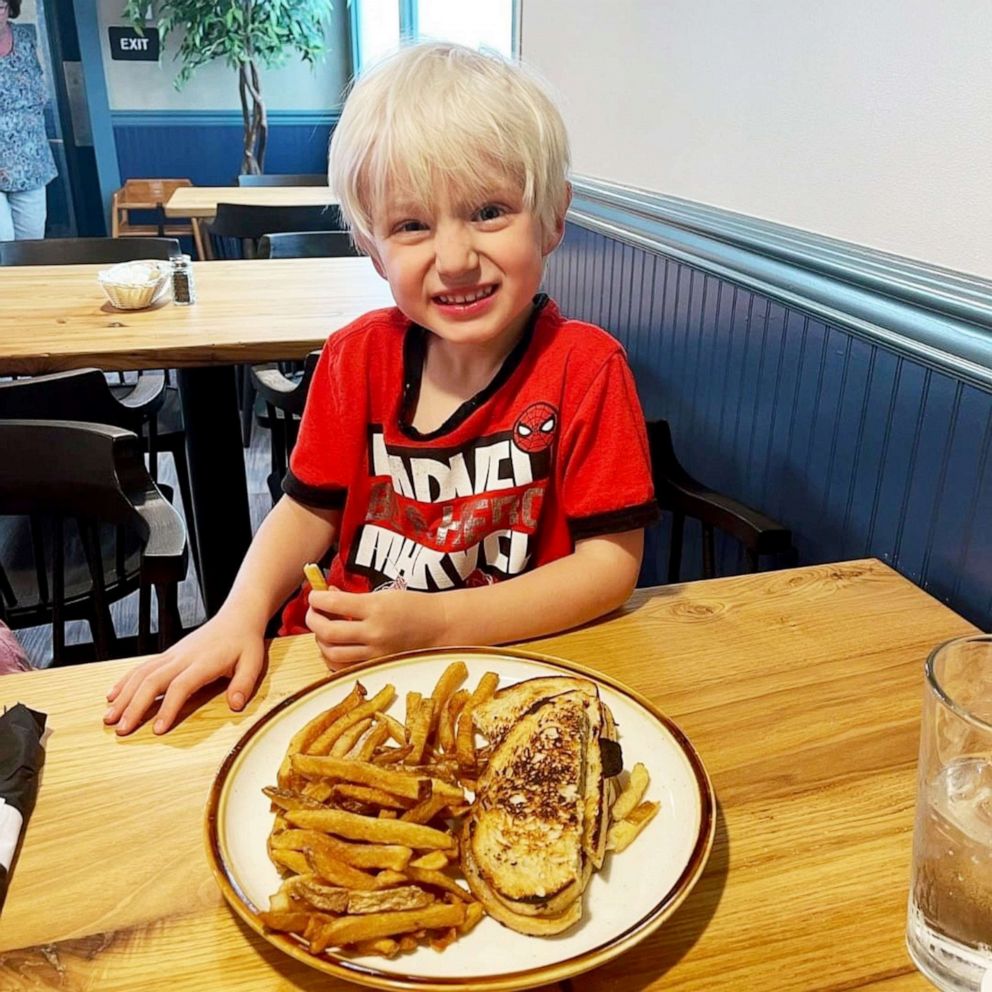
[462,677,620,935]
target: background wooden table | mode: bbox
[0,258,387,374]
[165,187,339,219]
[0,257,393,615]
[0,560,971,990]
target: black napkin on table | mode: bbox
[0,703,47,913]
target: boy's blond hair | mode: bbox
[329,42,570,255]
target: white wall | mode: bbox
[97,1,350,112]
[521,0,992,279]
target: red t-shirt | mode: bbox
[279,295,657,633]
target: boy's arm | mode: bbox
[105,495,339,735]
[440,530,643,644]
[208,495,340,633]
[306,530,644,667]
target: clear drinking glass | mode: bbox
[908,635,992,991]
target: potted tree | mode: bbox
[124,0,335,175]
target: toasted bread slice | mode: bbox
[582,692,620,871]
[469,692,588,907]
[472,676,600,746]
[461,832,585,936]
[464,676,623,935]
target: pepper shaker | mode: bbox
[170,254,197,306]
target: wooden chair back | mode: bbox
[258,231,359,259]
[206,202,344,259]
[0,420,187,664]
[236,173,328,187]
[112,178,202,258]
[112,178,192,231]
[0,369,199,595]
[647,419,796,581]
[0,369,159,433]
[250,351,321,504]
[0,237,179,266]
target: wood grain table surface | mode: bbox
[0,559,972,991]
[0,257,392,376]
[165,186,340,219]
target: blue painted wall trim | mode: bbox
[111,110,341,127]
[570,178,992,394]
[113,110,340,187]
[545,185,992,630]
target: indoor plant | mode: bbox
[124,0,335,174]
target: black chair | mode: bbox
[204,203,344,260]
[247,229,359,470]
[0,420,188,664]
[250,351,321,504]
[0,370,199,587]
[258,231,359,259]
[0,236,180,266]
[236,173,328,187]
[0,238,194,555]
[208,210,344,449]
[648,419,795,582]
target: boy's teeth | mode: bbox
[437,286,493,304]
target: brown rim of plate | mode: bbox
[204,645,716,992]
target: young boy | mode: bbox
[105,42,658,737]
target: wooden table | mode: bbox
[0,258,393,615]
[165,187,339,220]
[0,560,972,990]
[165,187,341,258]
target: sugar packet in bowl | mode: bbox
[97,259,172,310]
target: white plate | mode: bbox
[205,647,715,991]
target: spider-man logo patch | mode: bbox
[513,402,558,453]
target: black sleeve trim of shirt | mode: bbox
[568,500,661,541]
[282,470,347,510]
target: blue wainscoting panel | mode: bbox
[544,221,992,630]
[112,111,338,186]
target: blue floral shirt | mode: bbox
[0,24,57,193]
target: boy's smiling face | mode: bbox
[369,181,564,354]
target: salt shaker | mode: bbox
[170,254,196,306]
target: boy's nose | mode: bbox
[434,226,479,280]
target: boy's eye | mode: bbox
[474,204,506,222]
[395,219,427,234]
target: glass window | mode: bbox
[415,0,514,57]
[354,0,402,69]
[352,0,516,71]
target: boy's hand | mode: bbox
[306,587,447,668]
[103,612,265,736]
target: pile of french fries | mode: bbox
[259,657,660,959]
[261,660,493,958]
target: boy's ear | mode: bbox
[543,182,573,256]
[369,250,386,279]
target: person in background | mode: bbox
[105,42,659,736]
[0,0,56,241]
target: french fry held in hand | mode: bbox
[303,562,328,591]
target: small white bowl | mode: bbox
[98,259,172,310]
